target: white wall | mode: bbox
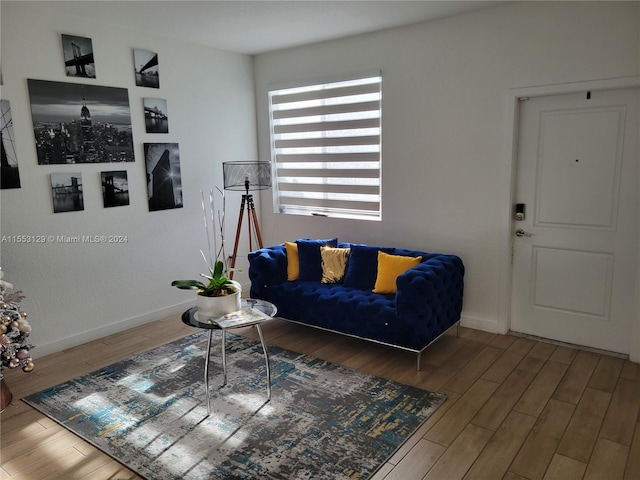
[0,1,257,356]
[2,1,638,359]
[253,2,640,334]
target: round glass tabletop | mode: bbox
[181,298,277,330]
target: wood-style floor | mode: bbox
[1,315,639,480]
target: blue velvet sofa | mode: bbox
[248,241,464,370]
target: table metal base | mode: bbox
[204,325,271,416]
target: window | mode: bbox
[268,71,382,220]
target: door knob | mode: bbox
[515,229,534,237]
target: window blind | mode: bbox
[268,72,382,220]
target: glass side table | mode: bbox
[181,298,277,416]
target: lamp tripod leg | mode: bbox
[247,196,264,249]
[229,196,246,280]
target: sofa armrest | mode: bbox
[248,244,288,298]
[395,254,465,342]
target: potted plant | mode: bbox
[172,255,241,319]
[171,188,241,319]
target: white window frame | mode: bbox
[268,71,382,221]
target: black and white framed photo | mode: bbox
[143,98,169,133]
[101,170,130,208]
[144,143,182,211]
[27,79,134,165]
[51,172,84,213]
[134,49,159,88]
[1,100,21,189]
[61,34,96,78]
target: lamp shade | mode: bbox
[223,161,272,191]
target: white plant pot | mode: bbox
[197,281,242,319]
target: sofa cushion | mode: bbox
[297,237,338,281]
[320,246,350,284]
[343,244,395,290]
[373,251,421,294]
[285,241,299,281]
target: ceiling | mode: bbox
[49,1,504,55]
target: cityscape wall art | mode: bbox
[51,172,84,213]
[27,79,134,165]
[61,34,96,78]
[143,98,169,133]
[144,143,182,211]
[101,170,130,208]
[134,49,159,88]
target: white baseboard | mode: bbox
[34,300,195,357]
[35,305,508,358]
[460,313,505,335]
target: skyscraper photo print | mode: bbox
[144,143,182,211]
[27,79,134,164]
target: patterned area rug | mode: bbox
[23,332,446,479]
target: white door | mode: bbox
[511,88,639,354]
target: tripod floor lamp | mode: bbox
[223,161,272,279]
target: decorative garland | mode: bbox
[0,270,35,380]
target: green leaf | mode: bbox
[213,260,224,279]
[171,280,206,290]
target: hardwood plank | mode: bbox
[503,473,529,480]
[556,387,612,463]
[76,461,141,480]
[625,422,640,480]
[423,424,493,480]
[548,346,579,365]
[599,377,640,446]
[620,360,640,382]
[86,334,173,369]
[481,338,535,384]
[463,411,536,480]
[471,368,536,431]
[443,346,503,395]
[509,399,576,480]
[416,349,475,393]
[542,454,586,480]
[369,462,394,480]
[383,439,446,480]
[458,327,497,345]
[514,360,568,417]
[424,379,499,447]
[1,422,75,463]
[3,444,86,479]
[517,341,557,374]
[43,450,115,480]
[588,354,624,393]
[552,350,599,404]
[584,437,629,480]
[488,334,517,351]
[0,403,47,441]
[421,334,469,368]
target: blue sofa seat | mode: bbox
[248,243,464,369]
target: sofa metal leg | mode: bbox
[457,321,461,338]
[416,351,422,371]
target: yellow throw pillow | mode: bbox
[320,246,350,284]
[285,241,299,281]
[372,251,421,294]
